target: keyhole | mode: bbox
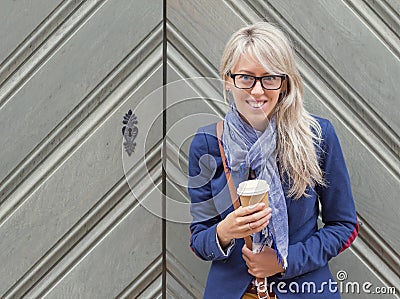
[128,128,132,137]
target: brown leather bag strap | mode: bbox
[216,120,271,299]
[216,121,240,210]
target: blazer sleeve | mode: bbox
[282,120,359,279]
[188,127,235,261]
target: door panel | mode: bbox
[166,1,399,298]
[0,0,162,297]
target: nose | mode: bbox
[251,80,264,95]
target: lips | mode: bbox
[246,100,267,108]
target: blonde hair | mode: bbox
[220,22,325,199]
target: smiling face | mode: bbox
[226,54,284,131]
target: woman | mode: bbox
[188,22,358,299]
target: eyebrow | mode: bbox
[237,70,270,75]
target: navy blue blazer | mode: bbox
[188,117,359,298]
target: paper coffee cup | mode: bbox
[237,179,269,207]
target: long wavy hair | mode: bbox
[220,22,325,199]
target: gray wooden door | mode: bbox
[1,0,163,298]
[166,1,399,299]
[1,1,399,299]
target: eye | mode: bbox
[238,75,252,81]
[263,75,276,82]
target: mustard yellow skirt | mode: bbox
[242,293,259,299]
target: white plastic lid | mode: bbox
[237,179,269,196]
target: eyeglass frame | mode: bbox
[228,71,287,90]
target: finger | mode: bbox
[242,244,251,255]
[233,206,250,218]
[246,207,272,221]
[242,245,255,258]
[236,203,266,216]
[250,215,270,232]
[239,208,271,227]
[242,253,249,265]
[237,223,250,234]
[236,207,270,227]
[248,268,255,276]
[243,210,272,227]
[247,203,266,214]
[252,207,272,219]
[242,253,255,268]
[242,251,252,268]
[262,246,276,256]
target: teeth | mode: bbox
[249,101,264,108]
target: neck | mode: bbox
[239,113,269,132]
[250,120,268,132]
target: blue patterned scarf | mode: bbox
[222,103,288,269]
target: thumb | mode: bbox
[242,244,252,255]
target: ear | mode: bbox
[224,82,235,94]
[223,73,231,90]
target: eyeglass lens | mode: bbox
[235,75,282,89]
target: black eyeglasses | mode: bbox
[228,71,286,90]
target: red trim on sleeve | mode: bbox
[338,221,359,254]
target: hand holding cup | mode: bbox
[237,179,270,249]
[216,180,271,248]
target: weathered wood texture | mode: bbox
[1,0,399,298]
[167,0,399,298]
[0,0,163,298]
